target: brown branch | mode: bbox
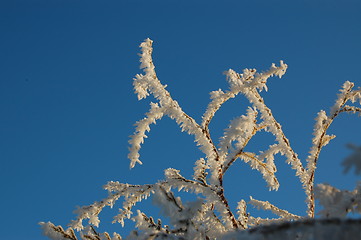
[203,91,237,129]
[242,152,278,178]
[217,187,240,229]
[339,106,361,114]
[159,186,183,211]
[222,124,263,174]
[49,224,78,240]
[306,85,355,217]
[253,90,304,175]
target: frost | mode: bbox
[315,183,361,218]
[249,196,301,221]
[41,39,361,240]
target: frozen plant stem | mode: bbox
[41,39,361,240]
[305,82,361,217]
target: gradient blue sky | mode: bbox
[1,1,361,239]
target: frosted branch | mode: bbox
[240,152,279,190]
[236,200,249,229]
[305,81,361,217]
[40,222,78,240]
[132,38,221,183]
[315,183,361,218]
[201,61,287,130]
[128,102,164,168]
[245,89,306,185]
[42,39,361,240]
[193,158,208,184]
[249,196,301,220]
[219,107,258,160]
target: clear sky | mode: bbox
[1,1,361,239]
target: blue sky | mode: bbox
[1,0,361,239]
